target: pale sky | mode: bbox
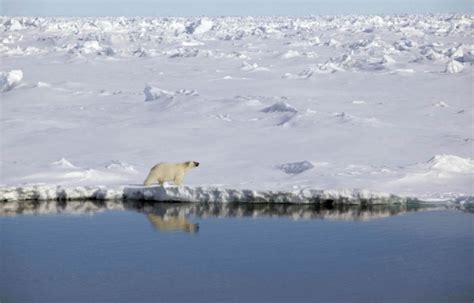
[2,0,473,16]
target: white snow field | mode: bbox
[0,15,473,203]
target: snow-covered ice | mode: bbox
[0,15,473,203]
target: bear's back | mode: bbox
[152,162,185,176]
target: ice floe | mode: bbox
[0,70,23,92]
[1,15,472,202]
[0,184,405,204]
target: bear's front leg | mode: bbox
[174,175,183,186]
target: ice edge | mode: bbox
[1,185,471,205]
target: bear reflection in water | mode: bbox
[147,213,199,233]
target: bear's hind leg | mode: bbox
[144,173,156,186]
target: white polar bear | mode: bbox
[143,161,200,186]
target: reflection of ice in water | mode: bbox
[0,200,463,224]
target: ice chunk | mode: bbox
[325,38,341,47]
[144,85,175,102]
[133,47,149,57]
[445,60,464,73]
[0,70,23,92]
[241,61,259,71]
[279,161,314,174]
[448,46,464,59]
[186,18,213,35]
[382,55,396,65]
[144,85,198,102]
[167,47,199,58]
[240,61,269,72]
[262,101,297,113]
[4,19,23,31]
[176,89,198,96]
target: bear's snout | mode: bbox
[194,161,200,167]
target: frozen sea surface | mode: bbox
[1,15,473,200]
[1,201,472,302]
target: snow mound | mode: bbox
[0,70,23,92]
[241,61,268,72]
[388,155,474,197]
[325,38,341,47]
[316,62,345,73]
[21,168,130,185]
[279,161,314,174]
[144,85,198,102]
[262,101,297,113]
[333,112,383,126]
[105,160,137,173]
[281,50,301,59]
[182,40,205,46]
[51,158,77,169]
[445,60,464,73]
[186,18,214,35]
[428,155,474,174]
[176,89,198,96]
[167,47,200,58]
[432,101,449,108]
[241,61,259,71]
[70,41,103,54]
[35,81,52,88]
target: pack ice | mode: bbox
[0,15,473,203]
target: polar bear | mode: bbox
[143,161,199,186]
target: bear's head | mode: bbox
[186,161,200,168]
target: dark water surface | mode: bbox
[1,202,472,303]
